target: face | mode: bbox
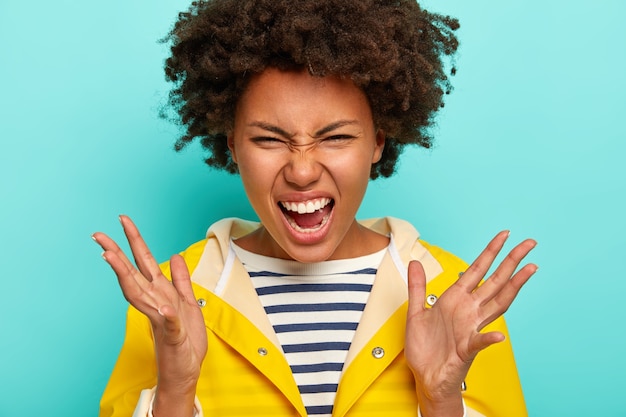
[228,68,385,262]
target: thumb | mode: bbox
[470,331,506,357]
[170,254,196,305]
[407,260,427,317]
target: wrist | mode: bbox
[417,399,467,417]
[415,387,464,417]
[153,384,198,417]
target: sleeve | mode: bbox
[422,241,529,417]
[130,388,204,417]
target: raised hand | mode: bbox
[93,216,207,417]
[405,231,537,417]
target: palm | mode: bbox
[405,231,537,402]
[94,216,208,387]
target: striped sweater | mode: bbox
[232,242,387,417]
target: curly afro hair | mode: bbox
[162,0,459,179]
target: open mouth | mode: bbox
[279,198,334,233]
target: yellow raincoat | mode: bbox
[100,218,527,417]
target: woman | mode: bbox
[93,1,537,416]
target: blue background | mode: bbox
[1,0,624,415]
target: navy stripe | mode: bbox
[255,283,372,295]
[283,342,350,353]
[306,405,334,415]
[249,268,377,278]
[298,383,339,394]
[248,271,289,277]
[264,303,365,314]
[274,322,358,333]
[344,267,377,275]
[291,362,344,373]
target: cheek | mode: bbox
[237,148,268,175]
[328,148,376,175]
[237,153,282,198]
[325,152,373,194]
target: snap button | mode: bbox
[461,380,467,391]
[372,347,385,359]
[426,294,438,306]
[257,347,268,356]
[197,298,206,308]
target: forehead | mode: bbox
[234,68,374,129]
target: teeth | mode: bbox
[281,198,331,214]
[285,212,331,233]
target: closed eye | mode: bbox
[325,134,355,140]
[251,136,287,146]
[319,134,357,147]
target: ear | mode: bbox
[227,135,238,164]
[371,129,385,164]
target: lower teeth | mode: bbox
[286,213,330,233]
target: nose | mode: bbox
[282,147,323,189]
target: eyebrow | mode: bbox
[247,120,359,138]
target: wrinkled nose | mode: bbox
[283,148,323,189]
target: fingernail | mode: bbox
[91,234,98,243]
[101,251,108,261]
[157,307,164,316]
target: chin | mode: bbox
[281,243,338,263]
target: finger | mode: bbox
[95,232,169,317]
[469,331,506,356]
[170,254,197,306]
[457,230,510,292]
[119,215,162,282]
[101,249,164,319]
[476,239,537,302]
[92,232,137,275]
[407,260,427,316]
[477,263,538,331]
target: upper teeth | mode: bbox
[281,198,331,214]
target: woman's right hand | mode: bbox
[93,215,207,417]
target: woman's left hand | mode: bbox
[404,231,537,417]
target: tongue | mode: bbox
[288,204,332,228]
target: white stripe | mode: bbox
[258,291,370,306]
[291,371,342,385]
[286,351,347,366]
[250,273,376,286]
[301,392,336,406]
[277,330,355,345]
[267,310,363,326]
